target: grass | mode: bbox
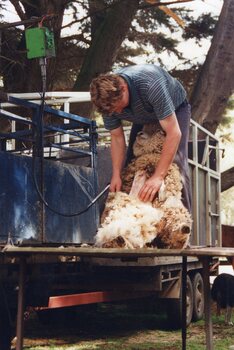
[20,302,234,350]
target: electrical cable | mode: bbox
[32,170,110,217]
[32,57,110,217]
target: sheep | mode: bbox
[95,127,192,249]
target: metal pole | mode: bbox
[90,120,99,228]
[202,256,213,350]
[182,255,187,350]
[32,107,45,242]
[16,258,26,350]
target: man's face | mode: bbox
[111,83,129,114]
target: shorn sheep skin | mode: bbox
[95,127,192,249]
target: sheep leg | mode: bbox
[129,170,147,197]
[225,306,233,325]
[216,304,221,317]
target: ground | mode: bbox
[14,301,234,350]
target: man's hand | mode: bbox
[110,175,122,192]
[138,113,181,202]
[138,175,163,202]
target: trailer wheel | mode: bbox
[192,272,204,321]
[166,275,194,328]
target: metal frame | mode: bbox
[188,119,221,247]
[0,94,97,157]
[0,93,98,244]
[0,92,99,164]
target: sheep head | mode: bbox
[133,129,165,157]
[151,197,192,249]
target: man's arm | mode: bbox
[138,113,181,202]
[110,126,126,192]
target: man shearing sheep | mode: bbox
[90,64,191,211]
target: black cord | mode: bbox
[32,164,110,217]
[32,58,110,217]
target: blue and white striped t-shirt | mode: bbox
[103,64,187,130]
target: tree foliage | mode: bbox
[182,12,217,42]
[191,0,234,135]
[0,0,213,93]
[0,0,234,192]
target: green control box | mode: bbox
[25,27,56,59]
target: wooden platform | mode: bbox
[3,245,234,258]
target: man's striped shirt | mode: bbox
[103,64,187,130]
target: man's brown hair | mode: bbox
[90,74,123,114]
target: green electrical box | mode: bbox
[25,27,56,59]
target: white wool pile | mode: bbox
[95,192,163,249]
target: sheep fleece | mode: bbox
[95,128,192,249]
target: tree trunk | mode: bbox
[71,0,139,116]
[221,167,234,192]
[74,0,140,91]
[190,0,234,134]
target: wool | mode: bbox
[122,153,182,200]
[95,192,163,248]
[95,127,192,249]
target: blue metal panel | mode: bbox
[0,152,98,245]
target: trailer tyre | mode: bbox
[166,275,194,328]
[192,272,204,321]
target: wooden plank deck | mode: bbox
[2,245,234,258]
